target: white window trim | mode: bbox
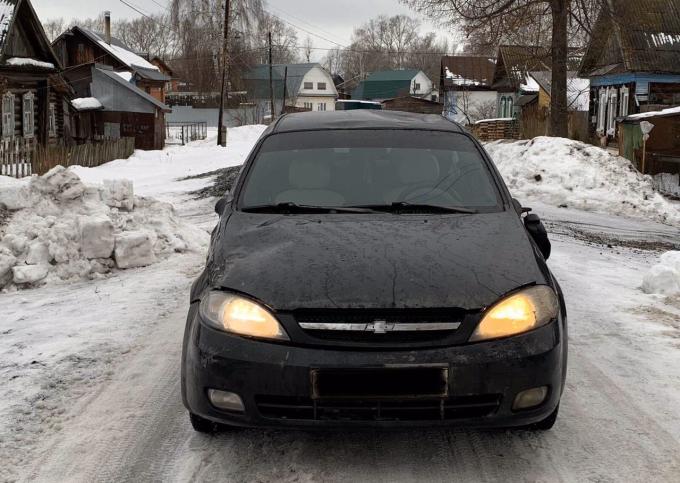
[23,92,35,139]
[597,88,607,133]
[620,86,630,117]
[607,89,618,136]
[2,92,15,139]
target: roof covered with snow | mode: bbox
[625,105,680,120]
[57,27,169,82]
[71,97,103,111]
[527,71,591,111]
[0,0,62,70]
[580,0,680,76]
[441,56,496,90]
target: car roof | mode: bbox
[270,110,465,134]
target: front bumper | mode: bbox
[182,305,566,429]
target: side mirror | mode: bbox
[512,198,532,215]
[524,213,551,260]
[215,191,231,215]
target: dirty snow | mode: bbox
[0,166,207,291]
[71,97,103,111]
[3,126,680,482]
[627,105,680,120]
[642,251,680,295]
[5,57,55,69]
[485,136,680,226]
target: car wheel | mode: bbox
[189,412,221,434]
[525,405,559,431]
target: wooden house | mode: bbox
[381,95,443,114]
[52,12,171,104]
[0,0,69,153]
[64,64,170,150]
[151,56,177,96]
[440,56,497,124]
[578,0,680,141]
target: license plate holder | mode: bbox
[310,365,449,400]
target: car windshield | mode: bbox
[239,129,502,212]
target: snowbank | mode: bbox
[484,137,680,226]
[0,167,208,290]
[641,251,680,295]
[71,97,103,111]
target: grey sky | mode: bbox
[32,0,458,60]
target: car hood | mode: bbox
[207,211,548,311]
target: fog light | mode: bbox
[208,389,245,412]
[513,386,548,410]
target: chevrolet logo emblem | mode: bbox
[368,320,390,333]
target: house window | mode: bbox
[317,103,327,111]
[317,82,326,90]
[620,86,630,117]
[48,103,57,138]
[23,93,35,139]
[597,88,607,133]
[500,96,514,118]
[304,82,313,90]
[2,93,14,139]
[607,89,618,136]
[303,102,313,110]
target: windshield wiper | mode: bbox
[241,202,377,214]
[350,202,477,214]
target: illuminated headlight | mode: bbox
[199,291,289,341]
[470,285,559,342]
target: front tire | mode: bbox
[189,412,221,433]
[525,405,559,431]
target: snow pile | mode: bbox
[5,57,55,69]
[71,97,103,111]
[0,167,208,290]
[641,251,680,295]
[484,137,680,225]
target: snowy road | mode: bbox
[13,223,680,483]
[3,129,680,482]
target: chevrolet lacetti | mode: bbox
[182,111,567,432]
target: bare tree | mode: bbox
[404,0,604,137]
[302,36,313,62]
[253,12,299,65]
[116,14,178,59]
[43,18,65,42]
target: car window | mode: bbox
[239,129,501,210]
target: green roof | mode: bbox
[365,69,420,81]
[243,63,320,99]
[352,69,422,100]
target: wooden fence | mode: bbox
[0,138,35,178]
[0,137,135,178]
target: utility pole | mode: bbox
[268,31,275,122]
[217,0,230,146]
[281,66,288,115]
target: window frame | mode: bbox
[2,92,15,139]
[48,102,57,138]
[303,82,314,90]
[22,92,35,139]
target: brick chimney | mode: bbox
[104,11,111,44]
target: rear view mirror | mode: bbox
[524,213,551,260]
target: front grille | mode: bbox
[255,395,501,422]
[293,309,466,344]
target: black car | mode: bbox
[182,111,567,432]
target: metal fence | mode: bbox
[165,122,208,145]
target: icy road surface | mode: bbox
[2,128,680,482]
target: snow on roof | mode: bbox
[336,99,381,105]
[444,67,484,86]
[567,77,590,112]
[5,57,54,69]
[475,117,515,124]
[78,28,159,72]
[521,74,540,93]
[646,32,680,49]
[115,71,133,83]
[0,0,15,49]
[626,105,680,120]
[71,97,103,111]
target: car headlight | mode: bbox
[199,291,289,341]
[469,285,559,342]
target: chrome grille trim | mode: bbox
[299,322,461,332]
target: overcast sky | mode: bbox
[32,0,458,60]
